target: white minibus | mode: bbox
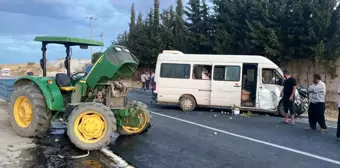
[153,50,306,116]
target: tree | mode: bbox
[173,0,187,52]
[116,0,340,77]
[91,52,103,64]
[149,0,163,67]
[137,12,143,27]
[153,0,160,30]
[115,32,128,46]
[129,3,136,32]
[199,0,214,53]
[128,3,137,53]
[212,0,234,53]
[185,0,213,53]
[160,6,176,49]
[185,0,201,53]
[134,12,152,67]
[245,0,283,63]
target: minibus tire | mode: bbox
[277,100,285,117]
[179,95,196,112]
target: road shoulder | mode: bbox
[0,101,35,168]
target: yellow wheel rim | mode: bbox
[74,111,107,144]
[13,96,33,128]
[122,111,148,134]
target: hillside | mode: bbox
[0,59,91,76]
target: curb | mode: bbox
[100,147,134,168]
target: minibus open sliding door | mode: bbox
[210,63,242,107]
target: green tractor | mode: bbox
[8,36,151,150]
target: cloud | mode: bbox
[0,0,179,64]
[1,35,42,53]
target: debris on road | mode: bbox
[58,150,90,159]
[7,142,37,152]
[25,133,122,167]
[100,147,133,168]
[240,111,253,118]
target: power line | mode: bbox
[85,16,97,55]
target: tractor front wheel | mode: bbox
[117,100,151,136]
[9,85,52,137]
[67,103,116,151]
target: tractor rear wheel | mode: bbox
[117,100,151,136]
[67,102,116,151]
[9,85,52,137]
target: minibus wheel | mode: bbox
[276,100,285,117]
[179,95,196,112]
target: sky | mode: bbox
[0,0,178,64]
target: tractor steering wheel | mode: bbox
[70,72,86,81]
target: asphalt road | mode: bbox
[110,89,340,168]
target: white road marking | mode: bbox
[151,111,340,166]
[295,120,337,129]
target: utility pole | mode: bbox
[85,16,97,55]
[99,32,104,51]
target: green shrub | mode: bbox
[27,62,36,65]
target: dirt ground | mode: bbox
[0,101,35,168]
[0,63,61,76]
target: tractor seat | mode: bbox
[55,73,75,92]
[59,86,75,91]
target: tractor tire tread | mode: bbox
[9,85,52,137]
[117,100,151,136]
[67,102,116,151]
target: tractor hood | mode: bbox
[85,45,139,88]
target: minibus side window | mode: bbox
[193,64,212,80]
[262,68,283,85]
[160,63,191,79]
[213,65,240,81]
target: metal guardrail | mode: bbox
[0,78,16,102]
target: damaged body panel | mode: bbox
[258,85,282,110]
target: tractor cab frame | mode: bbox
[34,36,104,77]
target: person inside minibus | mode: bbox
[193,65,211,80]
[202,68,210,79]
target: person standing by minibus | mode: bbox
[140,72,147,91]
[151,71,155,93]
[145,72,151,90]
[281,70,297,124]
[308,74,327,132]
